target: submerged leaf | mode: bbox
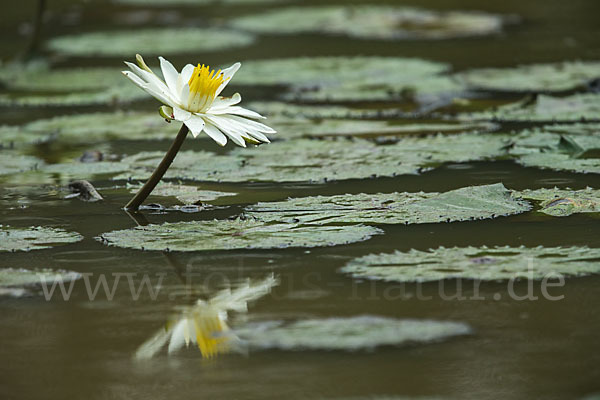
[341,246,600,282]
[98,218,381,252]
[230,6,505,40]
[245,183,531,225]
[235,316,471,351]
[456,61,600,93]
[0,226,83,252]
[516,187,600,216]
[47,28,254,57]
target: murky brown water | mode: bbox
[1,0,600,399]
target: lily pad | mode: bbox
[235,316,471,351]
[97,217,381,252]
[47,28,254,57]
[0,268,81,297]
[455,61,600,93]
[127,182,237,204]
[0,226,83,252]
[245,183,530,225]
[115,134,509,183]
[517,187,600,216]
[510,131,600,174]
[233,56,451,98]
[461,94,600,122]
[0,67,148,107]
[230,6,505,40]
[115,0,288,5]
[0,153,44,176]
[340,246,600,282]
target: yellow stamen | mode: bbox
[192,310,230,359]
[187,64,226,113]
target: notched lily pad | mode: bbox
[456,61,600,93]
[115,134,509,183]
[47,28,254,57]
[517,187,600,216]
[0,225,83,252]
[127,182,237,204]
[461,94,600,122]
[97,217,382,252]
[341,246,600,282]
[245,183,530,225]
[0,268,81,297]
[510,131,600,174]
[236,316,471,351]
[0,67,148,107]
[230,6,506,40]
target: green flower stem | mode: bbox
[124,123,189,210]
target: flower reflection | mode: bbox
[135,274,278,360]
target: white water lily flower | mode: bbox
[122,54,275,147]
[135,274,278,360]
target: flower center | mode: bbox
[187,64,225,113]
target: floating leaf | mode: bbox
[0,268,81,297]
[235,316,471,351]
[234,56,457,103]
[230,6,505,40]
[0,67,148,107]
[0,226,83,252]
[461,94,600,122]
[517,187,600,216]
[245,184,531,225]
[47,28,254,57]
[127,182,236,204]
[98,217,381,252]
[115,0,288,5]
[250,102,497,138]
[0,153,44,176]
[115,134,509,183]
[456,61,600,93]
[341,246,600,282]
[510,131,600,174]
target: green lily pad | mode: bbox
[249,102,497,137]
[235,56,448,88]
[0,153,44,176]
[0,268,81,297]
[455,61,600,93]
[0,226,83,252]
[115,134,509,183]
[127,182,236,204]
[341,246,600,282]
[236,316,471,351]
[47,28,254,57]
[539,122,600,136]
[0,67,148,107]
[461,93,600,122]
[115,0,288,5]
[510,131,600,174]
[43,160,130,179]
[245,183,530,225]
[517,187,600,216]
[97,217,381,252]
[230,6,505,40]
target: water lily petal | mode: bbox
[204,115,247,147]
[227,114,276,133]
[173,107,191,121]
[168,320,188,353]
[210,105,266,120]
[215,62,241,97]
[203,122,228,146]
[159,56,180,96]
[210,93,242,110]
[184,114,206,138]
